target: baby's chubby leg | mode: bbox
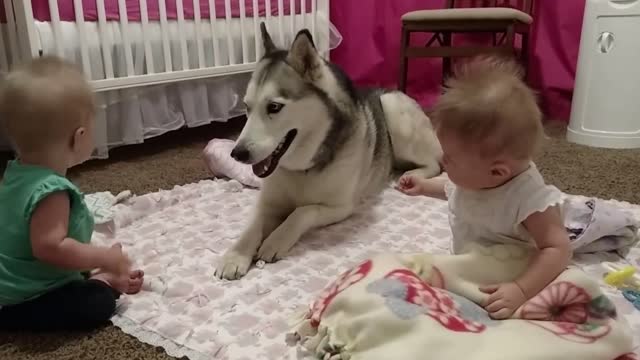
[0,278,134,331]
[432,244,532,304]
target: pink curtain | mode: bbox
[329,0,585,122]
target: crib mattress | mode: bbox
[90,179,640,360]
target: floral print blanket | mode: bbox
[289,247,637,360]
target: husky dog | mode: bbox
[215,23,442,280]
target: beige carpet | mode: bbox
[1,119,639,359]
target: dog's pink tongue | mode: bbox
[251,163,264,176]
[252,156,272,177]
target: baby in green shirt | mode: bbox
[0,56,144,331]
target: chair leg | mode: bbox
[398,26,410,93]
[442,31,452,85]
[521,32,530,81]
[505,25,516,58]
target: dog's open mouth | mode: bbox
[252,129,297,178]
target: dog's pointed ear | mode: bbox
[286,29,320,78]
[260,22,277,54]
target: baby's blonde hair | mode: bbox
[433,55,543,160]
[0,56,94,154]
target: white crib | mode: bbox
[0,0,340,157]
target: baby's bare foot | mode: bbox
[91,270,145,295]
[127,270,145,295]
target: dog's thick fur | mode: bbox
[215,24,442,280]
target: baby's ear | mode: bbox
[70,126,86,148]
[489,162,512,180]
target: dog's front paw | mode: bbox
[215,251,253,280]
[257,238,290,263]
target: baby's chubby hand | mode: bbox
[396,174,424,196]
[102,243,132,276]
[480,282,527,320]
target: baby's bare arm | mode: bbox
[397,175,448,198]
[416,177,448,200]
[30,191,129,273]
[517,206,572,299]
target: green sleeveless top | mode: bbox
[0,160,94,305]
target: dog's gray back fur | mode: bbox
[357,87,396,191]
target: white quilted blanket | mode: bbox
[90,179,640,359]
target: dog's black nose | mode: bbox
[230,146,251,163]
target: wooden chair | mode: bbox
[398,0,535,92]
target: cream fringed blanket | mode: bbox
[289,244,636,360]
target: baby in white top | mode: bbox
[397,56,571,320]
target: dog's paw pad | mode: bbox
[257,244,286,264]
[215,251,252,280]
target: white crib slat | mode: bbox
[208,0,221,66]
[117,0,134,76]
[139,0,155,73]
[252,0,260,60]
[301,0,306,29]
[277,0,284,46]
[193,0,205,68]
[96,0,114,78]
[289,0,295,36]
[239,0,248,64]
[11,0,40,61]
[320,0,329,59]
[0,23,8,71]
[158,0,173,71]
[47,0,64,57]
[3,0,20,65]
[224,0,236,65]
[176,0,189,70]
[265,0,272,33]
[311,0,316,39]
[73,0,92,78]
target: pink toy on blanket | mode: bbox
[202,139,262,188]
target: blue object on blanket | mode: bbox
[622,289,640,311]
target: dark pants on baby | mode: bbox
[0,279,120,331]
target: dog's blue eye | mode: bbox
[267,102,284,114]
